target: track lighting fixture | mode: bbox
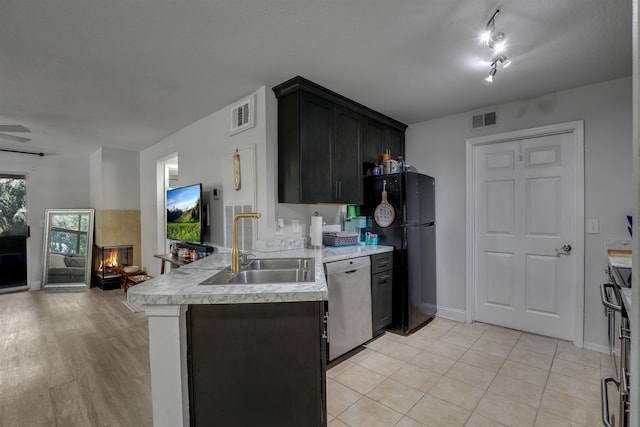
[480,9,511,82]
[485,67,497,83]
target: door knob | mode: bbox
[555,244,572,255]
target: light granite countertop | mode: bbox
[127,244,393,305]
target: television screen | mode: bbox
[166,183,203,244]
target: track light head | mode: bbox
[485,67,497,82]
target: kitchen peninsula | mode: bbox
[127,244,393,427]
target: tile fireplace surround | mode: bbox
[93,209,141,270]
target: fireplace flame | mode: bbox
[99,249,119,271]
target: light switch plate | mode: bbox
[586,219,599,234]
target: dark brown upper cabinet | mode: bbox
[274,76,406,204]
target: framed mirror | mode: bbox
[42,209,95,290]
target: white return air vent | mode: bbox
[471,111,497,129]
[230,94,256,135]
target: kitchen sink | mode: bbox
[199,258,315,285]
[228,269,311,284]
[245,258,313,271]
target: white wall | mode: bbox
[90,147,141,210]
[139,87,277,276]
[406,76,633,349]
[0,151,91,289]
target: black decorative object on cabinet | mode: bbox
[273,76,406,204]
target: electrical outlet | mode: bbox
[586,219,599,234]
[292,220,300,233]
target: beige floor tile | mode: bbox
[487,372,544,408]
[445,361,496,390]
[327,359,355,379]
[334,364,386,395]
[394,416,426,427]
[377,341,422,362]
[546,372,600,403]
[465,413,508,427]
[424,340,467,360]
[346,347,375,364]
[438,330,478,348]
[337,397,403,427]
[514,333,558,358]
[412,325,447,340]
[367,378,425,414]
[326,379,363,417]
[459,349,505,373]
[328,417,350,427]
[365,333,397,351]
[498,360,549,386]
[534,409,585,427]
[470,339,512,359]
[427,376,485,411]
[551,358,600,385]
[449,322,490,339]
[555,345,601,369]
[399,333,436,350]
[409,349,457,374]
[539,389,601,425]
[407,394,470,426]
[390,364,442,393]
[475,391,537,426]
[428,317,459,331]
[480,326,521,347]
[358,352,405,377]
[507,347,553,371]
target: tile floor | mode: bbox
[327,318,608,427]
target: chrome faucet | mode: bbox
[231,212,261,273]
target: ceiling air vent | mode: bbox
[230,94,256,135]
[471,111,497,129]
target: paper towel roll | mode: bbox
[310,216,323,247]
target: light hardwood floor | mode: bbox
[0,288,151,427]
[1,289,607,426]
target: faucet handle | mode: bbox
[240,252,256,265]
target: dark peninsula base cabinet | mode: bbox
[187,302,328,427]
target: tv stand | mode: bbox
[173,242,215,254]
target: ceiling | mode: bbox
[0,0,632,155]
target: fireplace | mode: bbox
[93,244,133,290]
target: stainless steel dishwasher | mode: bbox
[325,256,372,361]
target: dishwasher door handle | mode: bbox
[344,269,358,274]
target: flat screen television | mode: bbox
[166,183,203,244]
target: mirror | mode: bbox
[42,209,95,290]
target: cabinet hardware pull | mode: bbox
[601,377,618,427]
[600,284,621,311]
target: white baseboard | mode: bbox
[436,305,466,323]
[583,341,609,354]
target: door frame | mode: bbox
[0,172,29,293]
[465,121,585,346]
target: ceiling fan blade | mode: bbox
[0,133,32,143]
[0,125,31,133]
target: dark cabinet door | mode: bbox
[363,118,385,170]
[188,302,327,427]
[300,92,334,203]
[386,127,405,160]
[363,118,405,176]
[372,270,393,333]
[370,252,393,335]
[333,106,363,203]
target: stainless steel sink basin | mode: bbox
[228,269,311,284]
[199,258,315,285]
[245,258,313,271]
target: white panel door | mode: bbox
[474,133,576,340]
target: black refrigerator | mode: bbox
[362,172,436,334]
